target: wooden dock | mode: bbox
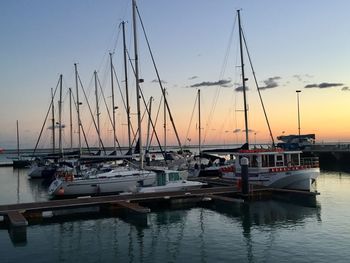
[0,183,318,244]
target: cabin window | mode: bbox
[291,154,299,165]
[250,155,259,167]
[261,155,269,167]
[276,154,284,167]
[169,172,180,181]
[157,173,166,186]
[268,155,275,167]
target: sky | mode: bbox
[1,0,350,149]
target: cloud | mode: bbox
[190,79,232,88]
[235,86,249,92]
[304,82,344,89]
[242,129,255,133]
[293,74,313,82]
[259,76,281,90]
[151,79,167,84]
[342,86,350,91]
[188,76,198,80]
[233,129,241,133]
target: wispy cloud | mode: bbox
[259,76,281,90]
[188,76,198,80]
[293,74,313,82]
[235,86,249,92]
[151,79,167,84]
[304,82,343,89]
[341,86,350,91]
[190,79,232,88]
[233,129,241,133]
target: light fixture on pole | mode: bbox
[296,90,301,137]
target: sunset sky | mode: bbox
[1,0,350,149]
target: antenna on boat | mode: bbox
[51,88,55,154]
[198,89,202,165]
[237,10,249,147]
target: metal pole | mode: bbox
[132,0,144,169]
[109,53,117,154]
[240,157,249,195]
[238,10,249,146]
[122,21,132,151]
[16,120,20,159]
[69,88,73,150]
[59,74,63,156]
[74,63,82,155]
[94,71,101,150]
[51,88,55,154]
[296,90,301,137]
[164,88,167,153]
[198,89,201,156]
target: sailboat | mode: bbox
[204,10,320,192]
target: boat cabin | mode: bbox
[154,170,185,186]
[234,149,303,173]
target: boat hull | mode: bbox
[223,168,320,192]
[48,171,157,198]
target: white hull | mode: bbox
[48,169,156,197]
[223,167,320,191]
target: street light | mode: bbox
[296,90,301,137]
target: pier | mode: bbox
[0,181,318,245]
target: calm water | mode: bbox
[1,165,350,262]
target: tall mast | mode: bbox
[132,0,144,168]
[74,63,82,155]
[238,10,249,146]
[109,53,117,154]
[69,88,73,150]
[94,71,101,150]
[122,21,132,151]
[16,120,20,159]
[198,89,201,156]
[51,88,55,154]
[58,74,63,156]
[163,88,167,153]
[146,97,153,151]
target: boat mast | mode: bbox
[74,63,82,155]
[69,88,73,150]
[94,71,101,150]
[146,97,153,151]
[51,88,55,154]
[198,89,201,156]
[122,21,132,152]
[58,74,63,156]
[16,120,20,159]
[132,0,144,168]
[109,53,117,155]
[164,88,167,153]
[238,10,249,146]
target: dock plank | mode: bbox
[0,186,238,215]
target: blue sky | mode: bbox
[1,0,350,149]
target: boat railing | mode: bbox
[300,157,319,167]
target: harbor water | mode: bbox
[1,163,350,262]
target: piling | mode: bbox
[240,157,249,195]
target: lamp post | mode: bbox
[296,90,301,137]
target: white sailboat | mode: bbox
[204,10,320,192]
